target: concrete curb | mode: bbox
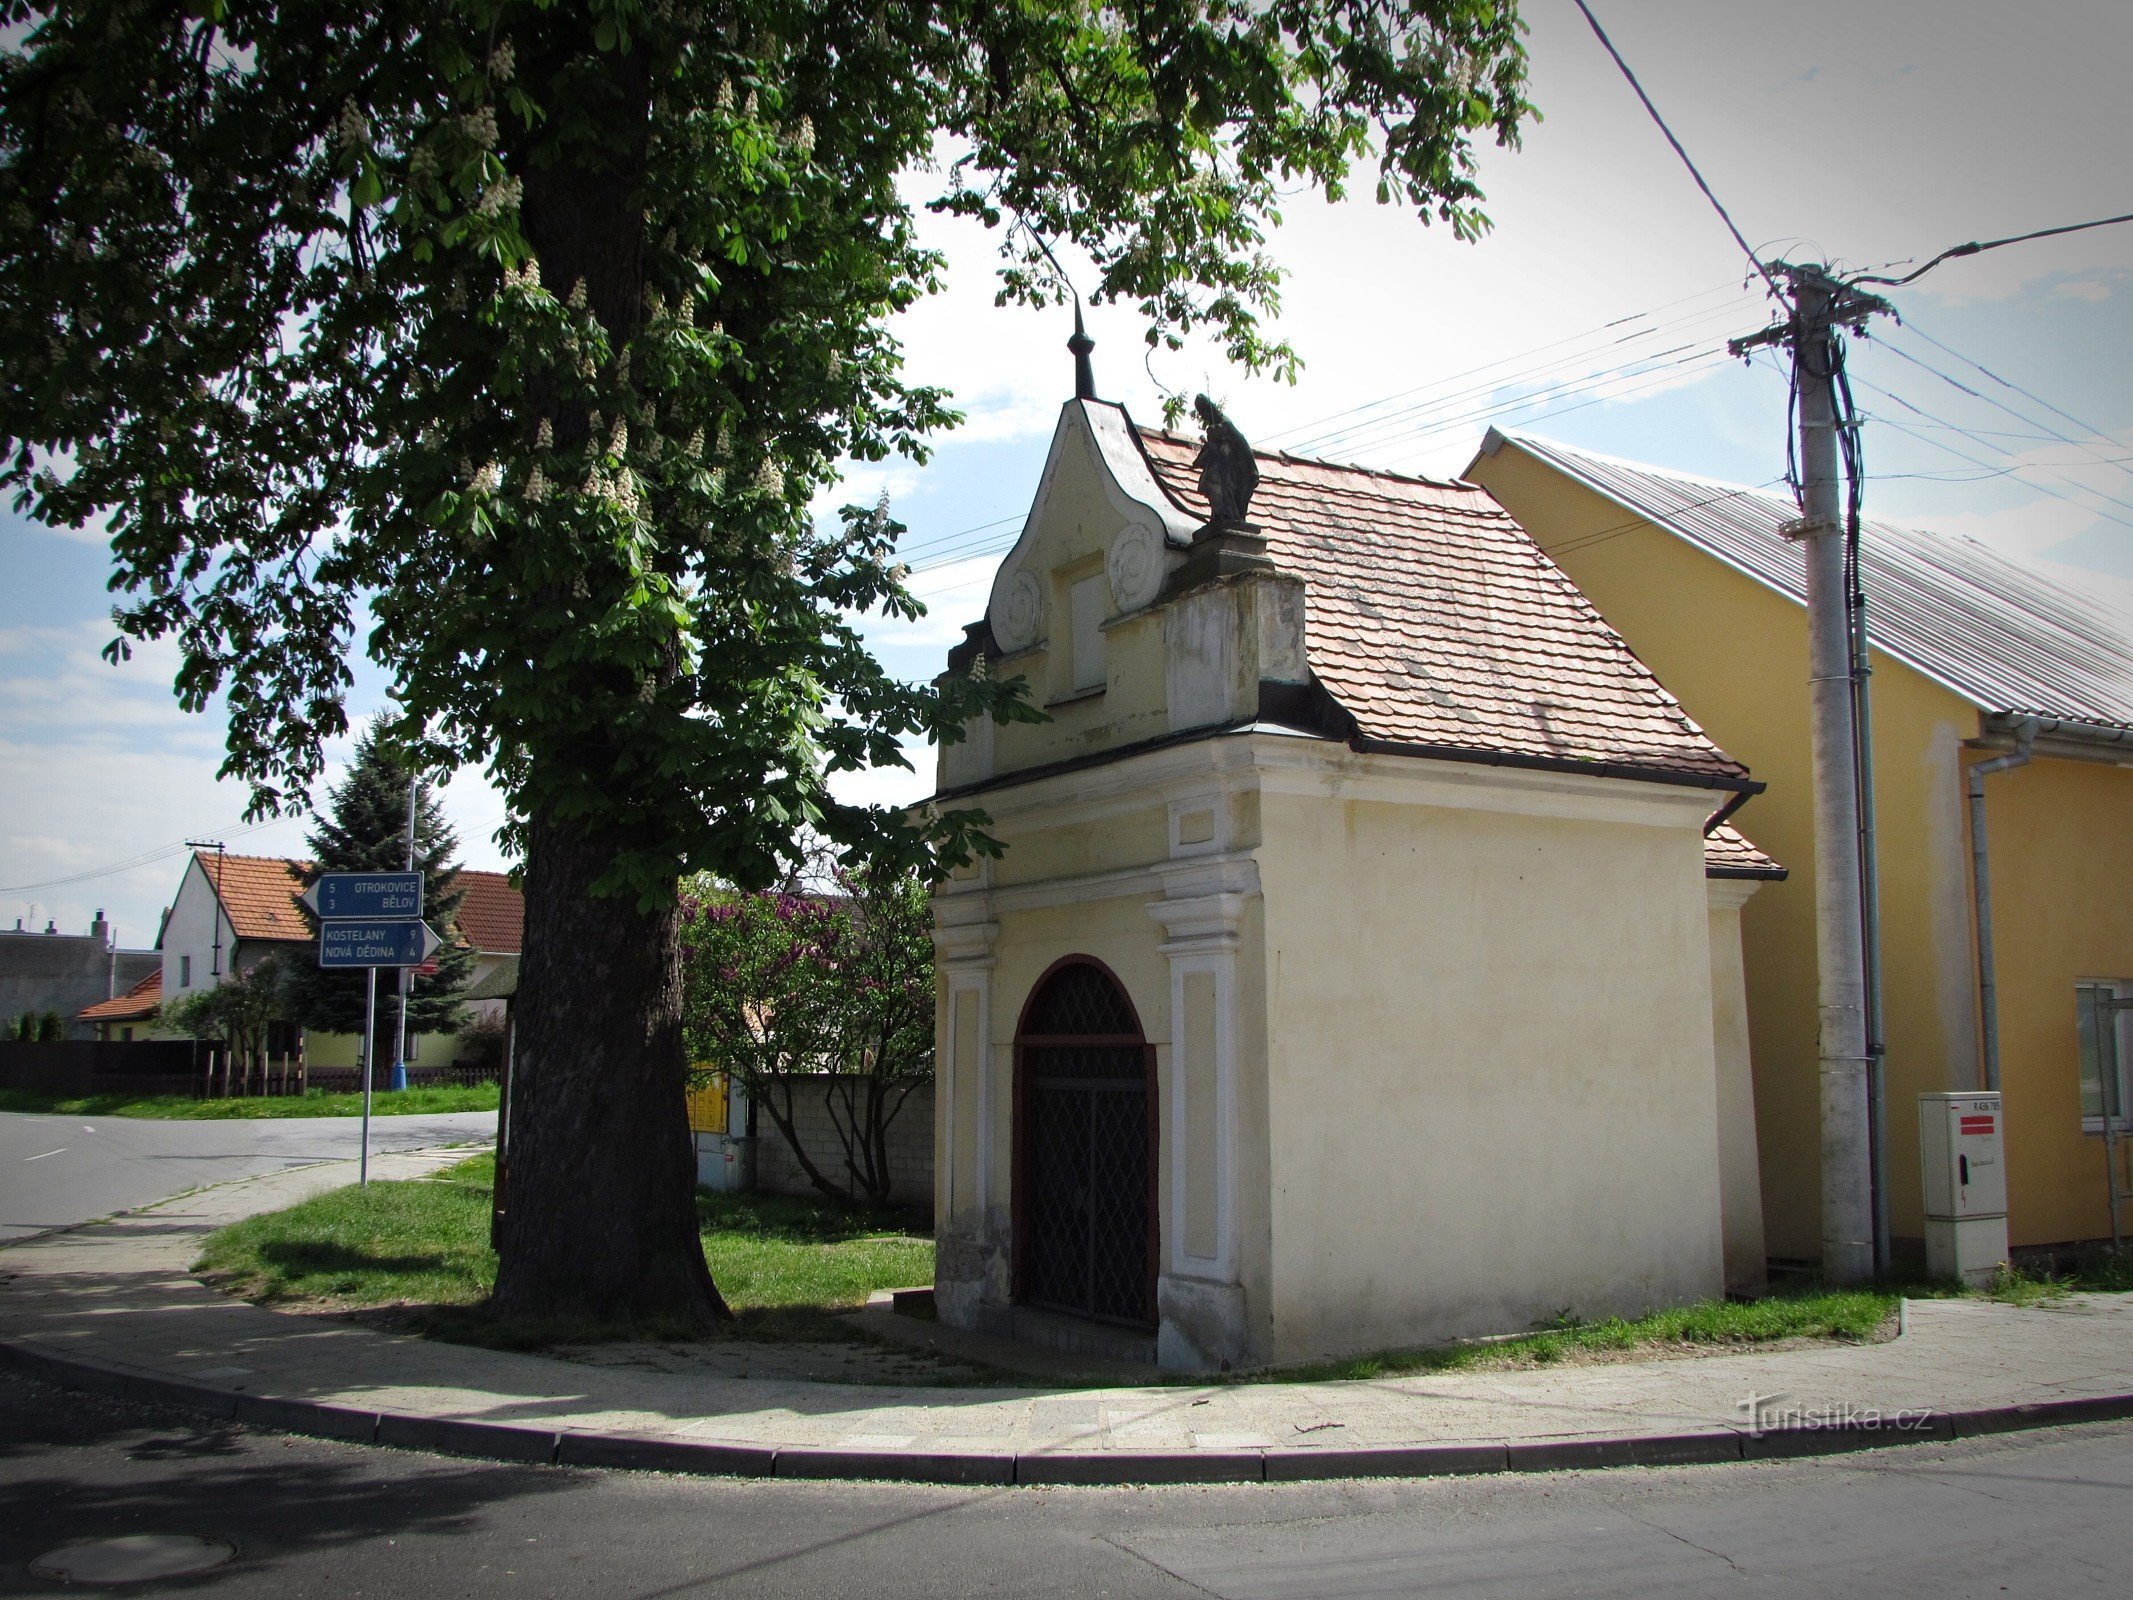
[7,1335,2132,1486]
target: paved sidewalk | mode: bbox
[3,1152,2131,1486]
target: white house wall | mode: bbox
[1252,747,1729,1361]
[160,858,237,999]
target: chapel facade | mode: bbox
[928,393,1780,1371]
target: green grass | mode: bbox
[195,1154,935,1347]
[1246,1286,1899,1384]
[1248,1257,2133,1385]
[197,1153,2133,1370]
[1977,1254,2133,1303]
[694,1190,934,1339]
[198,1150,502,1307]
[0,1083,499,1119]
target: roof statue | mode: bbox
[1192,393,1259,526]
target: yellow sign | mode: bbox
[685,1067,728,1135]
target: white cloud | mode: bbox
[0,738,309,949]
[1907,497,2101,566]
[826,749,934,815]
[2054,278,2118,304]
[810,461,924,522]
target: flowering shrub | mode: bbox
[679,867,931,1207]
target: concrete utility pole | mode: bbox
[1782,268,1877,1284]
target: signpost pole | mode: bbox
[307,873,431,1189]
[360,964,377,1187]
[391,773,418,1092]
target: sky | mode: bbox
[4,0,2129,952]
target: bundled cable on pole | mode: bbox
[1850,212,2133,289]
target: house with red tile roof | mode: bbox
[79,967,163,1042]
[927,396,1783,1373]
[155,850,522,1066]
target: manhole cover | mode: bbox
[30,1534,235,1585]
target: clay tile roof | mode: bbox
[205,853,313,943]
[450,869,523,954]
[1134,429,1750,785]
[1702,821,1786,880]
[78,967,162,1023]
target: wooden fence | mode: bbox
[0,1040,200,1098]
[0,1040,498,1100]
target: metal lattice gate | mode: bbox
[1017,963,1154,1326]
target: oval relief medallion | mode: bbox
[993,568,1043,652]
[1106,519,1164,613]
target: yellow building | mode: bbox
[927,395,1784,1371]
[1468,431,2133,1264]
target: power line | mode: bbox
[891,509,1023,564]
[1849,371,2133,523]
[1849,376,2133,535]
[1260,277,1752,450]
[886,284,1767,574]
[1536,478,1789,563]
[1850,211,2133,289]
[1355,345,1744,471]
[1570,0,1781,298]
[1287,334,1739,468]
[908,533,1018,578]
[1894,317,2117,445]
[1868,338,2133,485]
[1287,316,1741,460]
[906,338,1753,581]
[1,816,294,897]
[1285,290,1760,456]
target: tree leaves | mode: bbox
[0,0,1531,904]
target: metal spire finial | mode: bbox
[1068,299,1096,401]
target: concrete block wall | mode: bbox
[753,1077,934,1214]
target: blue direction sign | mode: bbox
[302,871,423,921]
[318,919,442,970]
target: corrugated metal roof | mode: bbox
[1489,432,2133,730]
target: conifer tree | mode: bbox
[286,726,474,1038]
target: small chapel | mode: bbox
[926,368,1782,1372]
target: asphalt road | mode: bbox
[1,1371,2127,1598]
[0,1109,496,1242]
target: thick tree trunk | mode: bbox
[490,807,728,1328]
[483,31,725,1331]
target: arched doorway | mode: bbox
[1014,959,1157,1327]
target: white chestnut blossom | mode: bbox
[334,98,370,149]
[475,174,521,217]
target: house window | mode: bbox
[120,1026,133,1042]
[2077,981,2132,1134]
[180,954,191,988]
[1069,573,1108,692]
